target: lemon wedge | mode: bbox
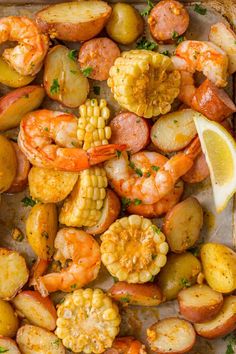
[194,113,236,212]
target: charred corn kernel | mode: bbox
[77,99,111,150]
[108,50,181,118]
[56,289,121,353]
[101,215,168,283]
[59,167,107,227]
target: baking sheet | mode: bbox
[0,2,235,353]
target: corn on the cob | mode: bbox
[55,288,121,353]
[77,98,112,150]
[59,167,107,227]
[107,50,181,118]
[101,215,169,283]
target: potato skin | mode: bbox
[0,136,17,193]
[0,300,19,338]
[108,281,163,306]
[200,243,236,293]
[156,253,202,301]
[0,57,35,88]
[0,337,21,354]
[106,3,144,45]
[26,203,58,260]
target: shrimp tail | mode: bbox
[88,144,127,165]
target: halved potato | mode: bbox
[0,136,17,193]
[151,109,197,152]
[178,284,223,323]
[0,57,35,88]
[0,300,19,338]
[85,189,120,235]
[0,337,21,353]
[194,296,236,338]
[0,86,45,131]
[163,197,203,253]
[16,325,65,354]
[36,1,112,41]
[28,167,78,203]
[44,45,89,108]
[0,249,29,300]
[12,291,57,331]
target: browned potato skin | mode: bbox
[177,284,223,323]
[163,197,203,253]
[0,136,17,193]
[0,337,21,353]
[36,1,112,41]
[0,300,19,338]
[108,282,163,306]
[0,57,35,88]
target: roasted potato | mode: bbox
[0,136,17,193]
[163,197,203,253]
[200,243,236,293]
[26,203,58,260]
[0,248,29,300]
[177,284,223,323]
[44,45,89,108]
[0,337,21,354]
[0,86,45,131]
[0,300,19,337]
[28,167,78,203]
[0,57,35,88]
[194,296,236,338]
[147,318,196,354]
[151,109,197,152]
[106,3,144,45]
[156,253,202,301]
[36,1,112,41]
[108,281,163,306]
[16,325,65,354]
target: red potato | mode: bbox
[12,291,57,331]
[108,282,163,306]
[191,79,236,122]
[182,152,209,184]
[109,112,150,154]
[177,284,223,323]
[148,0,189,42]
[0,337,21,354]
[79,38,120,81]
[7,142,30,193]
[147,318,196,354]
[194,296,236,339]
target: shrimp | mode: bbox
[178,71,196,107]
[104,337,147,354]
[172,40,229,87]
[0,16,49,76]
[36,228,101,296]
[18,110,126,172]
[105,138,201,204]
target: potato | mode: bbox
[156,253,202,301]
[26,203,58,260]
[163,197,203,253]
[17,325,65,354]
[29,167,78,203]
[0,248,29,300]
[85,189,120,235]
[0,86,45,131]
[12,291,57,331]
[178,284,223,323]
[0,136,17,192]
[108,281,163,306]
[151,109,197,152]
[194,296,236,338]
[0,337,21,354]
[0,300,19,337]
[0,57,35,88]
[44,45,89,108]
[36,1,111,42]
[106,3,144,45]
[200,243,236,293]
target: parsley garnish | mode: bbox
[21,196,36,207]
[224,333,236,354]
[116,150,122,158]
[150,275,155,282]
[180,278,192,288]
[82,67,93,77]
[151,225,161,234]
[161,50,171,57]
[93,86,100,95]
[194,4,207,15]
[0,348,8,353]
[53,339,60,348]
[41,231,49,239]
[70,70,77,74]
[68,49,77,61]
[71,284,77,290]
[50,79,60,95]
[136,37,158,51]
[134,198,142,205]
[120,296,130,303]
[152,254,157,260]
[141,0,154,16]
[121,197,131,211]
[172,31,185,45]
[151,165,160,172]
[44,127,49,132]
[174,120,178,124]
[128,160,143,177]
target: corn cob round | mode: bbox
[59,167,107,227]
[101,215,169,283]
[77,98,112,150]
[107,50,181,118]
[55,288,121,353]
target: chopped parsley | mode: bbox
[68,49,77,61]
[173,120,178,124]
[152,254,157,260]
[116,150,122,158]
[151,165,160,172]
[41,231,49,239]
[150,275,155,282]
[21,196,36,207]
[161,50,171,57]
[93,86,100,95]
[53,339,60,348]
[70,70,77,74]
[71,284,77,290]
[128,160,143,177]
[189,244,202,257]
[145,171,151,177]
[44,127,49,132]
[120,296,130,303]
[194,4,207,15]
[151,225,161,234]
[136,37,158,51]
[180,278,192,288]
[0,348,9,353]
[50,79,60,95]
[113,277,119,283]
[134,198,142,205]
[224,333,236,354]
[172,31,185,45]
[82,67,93,77]
[121,197,131,211]
[140,0,154,16]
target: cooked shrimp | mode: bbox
[172,40,228,87]
[104,337,147,354]
[29,258,49,287]
[36,228,101,296]
[0,16,49,76]
[105,138,201,204]
[178,71,196,106]
[18,110,126,172]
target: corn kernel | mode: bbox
[155,254,167,268]
[105,126,111,139]
[128,214,142,227]
[101,107,110,119]
[159,242,169,255]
